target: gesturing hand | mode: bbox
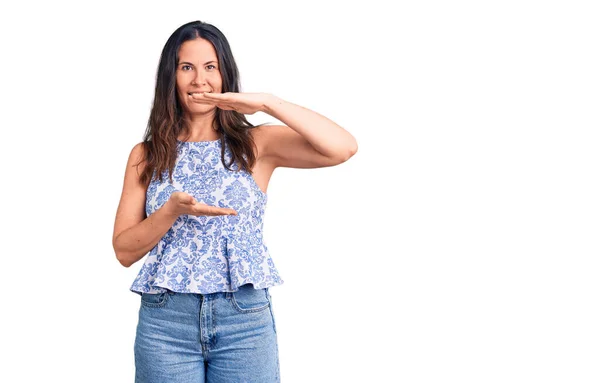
[190,92,272,115]
[168,191,237,217]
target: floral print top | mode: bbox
[130,138,284,295]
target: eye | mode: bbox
[182,65,193,71]
[207,64,217,70]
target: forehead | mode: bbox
[178,38,218,63]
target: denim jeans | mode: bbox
[134,283,280,382]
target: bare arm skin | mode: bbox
[257,94,358,169]
[197,92,358,169]
[113,202,180,268]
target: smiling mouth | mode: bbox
[188,92,210,96]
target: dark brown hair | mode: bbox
[136,20,268,186]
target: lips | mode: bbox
[188,91,211,96]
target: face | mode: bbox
[175,38,223,116]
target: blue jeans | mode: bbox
[134,283,280,382]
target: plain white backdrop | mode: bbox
[1,0,599,382]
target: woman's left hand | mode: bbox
[190,92,272,115]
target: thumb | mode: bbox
[182,194,196,204]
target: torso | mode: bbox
[175,125,275,195]
[136,128,285,294]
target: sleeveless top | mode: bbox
[129,137,284,295]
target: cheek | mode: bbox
[175,78,185,93]
[209,73,223,89]
[176,72,191,90]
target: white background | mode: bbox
[1,0,599,382]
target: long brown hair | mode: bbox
[136,20,267,186]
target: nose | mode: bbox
[193,70,206,85]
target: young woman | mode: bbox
[112,20,357,382]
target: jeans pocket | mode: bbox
[229,284,270,313]
[140,291,170,308]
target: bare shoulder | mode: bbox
[129,142,148,173]
[248,124,270,157]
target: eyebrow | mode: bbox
[178,60,217,66]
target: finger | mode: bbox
[191,99,236,111]
[191,99,230,108]
[204,93,237,105]
[200,206,237,216]
[191,92,226,99]
[214,208,237,216]
[192,95,234,106]
[202,92,227,100]
[189,95,216,104]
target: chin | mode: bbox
[187,104,216,113]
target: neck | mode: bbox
[180,113,219,141]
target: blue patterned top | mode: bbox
[130,137,284,295]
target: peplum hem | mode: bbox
[129,234,284,296]
[131,277,284,296]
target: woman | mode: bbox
[112,20,357,382]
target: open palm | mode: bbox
[190,92,271,115]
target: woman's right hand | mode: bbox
[167,191,237,217]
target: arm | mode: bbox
[112,143,179,268]
[259,95,358,168]
[112,144,236,267]
[113,200,180,268]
